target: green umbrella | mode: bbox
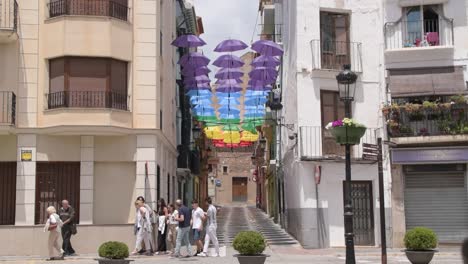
[241,123,257,133]
[223,124,240,131]
[219,118,241,124]
[197,116,217,122]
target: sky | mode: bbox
[193,0,260,79]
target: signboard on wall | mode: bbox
[21,150,32,161]
[215,179,222,187]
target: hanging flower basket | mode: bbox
[326,118,367,145]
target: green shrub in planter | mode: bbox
[233,231,266,255]
[404,227,437,251]
[98,241,129,259]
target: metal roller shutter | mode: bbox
[404,165,468,243]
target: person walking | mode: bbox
[198,197,219,257]
[173,199,192,258]
[44,206,64,261]
[131,200,152,256]
[155,198,168,255]
[136,196,155,253]
[190,199,205,255]
[166,204,179,253]
[59,200,76,256]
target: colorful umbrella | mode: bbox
[171,34,206,48]
[219,113,240,119]
[245,98,268,106]
[178,52,210,67]
[218,97,240,105]
[251,40,284,56]
[220,118,240,124]
[186,90,212,96]
[251,55,281,67]
[218,108,241,114]
[216,78,242,85]
[215,70,244,80]
[223,124,240,131]
[214,39,248,52]
[241,131,259,142]
[216,87,243,93]
[241,122,258,133]
[213,54,244,68]
[216,92,242,98]
[182,66,211,75]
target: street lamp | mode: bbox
[192,125,201,139]
[336,64,358,264]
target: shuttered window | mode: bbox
[35,162,80,225]
[321,91,346,156]
[0,162,16,225]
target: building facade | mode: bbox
[0,0,183,255]
[265,0,392,249]
[383,0,468,246]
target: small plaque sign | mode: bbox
[21,150,32,161]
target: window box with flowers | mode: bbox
[326,118,367,145]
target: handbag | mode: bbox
[71,224,77,235]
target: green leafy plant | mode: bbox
[233,231,266,255]
[404,227,437,251]
[450,95,467,105]
[98,241,129,259]
[422,101,437,110]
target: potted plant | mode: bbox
[422,101,441,120]
[233,231,268,264]
[96,241,133,264]
[404,227,438,264]
[326,118,367,145]
[404,103,424,121]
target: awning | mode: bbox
[391,147,468,164]
[388,66,466,97]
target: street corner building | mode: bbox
[257,0,468,250]
[0,0,203,256]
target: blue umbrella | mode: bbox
[194,109,216,115]
[244,105,264,110]
[191,99,213,105]
[218,107,241,114]
[186,90,211,96]
[216,92,242,98]
[218,98,240,105]
[244,91,269,97]
[193,104,214,110]
[245,98,268,106]
[244,113,266,118]
[245,109,266,115]
[219,113,240,119]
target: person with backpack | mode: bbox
[44,206,64,261]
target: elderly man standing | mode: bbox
[59,200,76,256]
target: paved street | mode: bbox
[0,207,463,264]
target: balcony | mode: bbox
[385,19,453,50]
[383,102,468,140]
[46,91,129,111]
[0,0,18,42]
[48,0,129,21]
[310,40,362,72]
[299,126,378,161]
[0,91,16,125]
[259,24,282,43]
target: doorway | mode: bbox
[232,177,248,202]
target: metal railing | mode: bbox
[48,0,129,21]
[385,18,454,50]
[299,126,379,160]
[0,91,16,125]
[311,40,362,72]
[385,105,468,138]
[259,24,283,43]
[0,0,18,31]
[46,91,129,110]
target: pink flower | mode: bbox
[332,120,343,127]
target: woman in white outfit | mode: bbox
[44,206,64,260]
[131,200,152,256]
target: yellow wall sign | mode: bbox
[21,150,32,161]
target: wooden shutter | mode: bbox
[321,91,346,156]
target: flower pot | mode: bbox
[404,250,436,264]
[330,126,366,145]
[234,254,269,264]
[95,259,133,264]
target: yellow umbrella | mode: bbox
[223,131,241,144]
[204,126,224,140]
[241,131,259,142]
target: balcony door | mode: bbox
[321,91,346,156]
[405,5,440,46]
[320,12,350,70]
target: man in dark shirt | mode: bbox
[59,200,76,256]
[173,199,192,258]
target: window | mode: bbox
[35,162,80,224]
[320,12,350,70]
[0,162,16,225]
[157,166,161,199]
[48,0,129,21]
[404,5,441,47]
[48,57,128,110]
[321,91,346,156]
[167,173,170,203]
[222,166,228,175]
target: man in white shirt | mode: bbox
[190,199,204,255]
[198,197,219,257]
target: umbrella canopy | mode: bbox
[215,70,244,80]
[191,99,213,105]
[244,113,265,119]
[219,113,240,119]
[184,79,210,86]
[178,52,210,67]
[249,67,278,78]
[196,115,218,122]
[218,97,240,105]
[244,109,266,115]
[213,54,244,68]
[248,79,275,87]
[223,124,240,131]
[171,34,206,48]
[193,75,210,82]
[204,126,224,140]
[246,86,273,91]
[243,105,264,110]
[251,40,284,56]
[190,95,212,103]
[219,118,240,124]
[185,86,212,91]
[216,92,242,98]
[193,104,214,110]
[214,39,248,52]
[218,107,241,114]
[245,90,269,96]
[241,122,257,133]
[216,87,243,93]
[182,66,211,76]
[186,90,212,96]
[215,78,242,85]
[251,55,281,67]
[241,131,259,142]
[245,98,268,106]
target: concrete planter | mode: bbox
[234,254,269,264]
[404,250,436,264]
[95,259,133,264]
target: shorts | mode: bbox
[193,229,201,240]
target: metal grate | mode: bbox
[344,181,375,246]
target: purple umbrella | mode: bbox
[214,39,248,52]
[249,67,278,78]
[216,78,242,85]
[215,69,244,79]
[193,75,210,82]
[182,66,211,76]
[178,52,210,67]
[251,55,281,67]
[213,54,244,68]
[185,86,212,91]
[184,81,210,88]
[171,34,207,48]
[217,83,242,89]
[248,79,275,87]
[251,40,284,56]
[217,87,243,93]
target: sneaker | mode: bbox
[197,252,207,257]
[145,251,153,256]
[155,252,160,255]
[170,254,180,259]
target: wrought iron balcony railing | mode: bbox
[46,91,129,110]
[0,91,16,125]
[311,40,363,72]
[48,0,129,21]
[0,0,18,32]
[385,18,454,50]
[299,126,379,160]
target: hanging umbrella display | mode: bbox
[216,92,242,98]
[182,66,211,76]
[215,70,244,80]
[216,78,243,85]
[218,107,241,114]
[178,52,210,67]
[222,131,241,144]
[214,39,248,52]
[219,113,240,119]
[171,34,207,48]
[241,131,259,142]
[213,54,244,68]
[186,89,212,97]
[241,122,257,133]
[223,124,240,131]
[251,39,284,56]
[216,87,243,93]
[251,55,281,67]
[244,98,268,106]
[204,126,224,140]
[249,67,278,79]
[219,118,240,124]
[197,115,218,122]
[218,97,240,105]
